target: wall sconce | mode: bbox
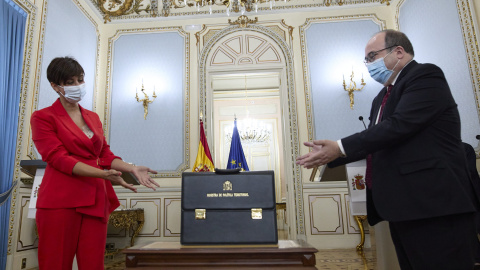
[135,82,157,120]
[343,70,366,110]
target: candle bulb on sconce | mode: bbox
[343,69,366,110]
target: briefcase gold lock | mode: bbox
[251,208,262,219]
[195,209,206,220]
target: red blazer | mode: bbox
[31,99,120,218]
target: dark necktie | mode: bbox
[365,85,393,189]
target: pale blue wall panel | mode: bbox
[38,0,96,111]
[399,0,480,146]
[306,20,381,140]
[109,32,185,171]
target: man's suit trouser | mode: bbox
[36,208,108,270]
[389,212,476,270]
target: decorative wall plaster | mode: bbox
[256,44,281,63]
[164,198,181,236]
[267,25,286,41]
[16,197,38,251]
[209,32,283,67]
[456,0,480,118]
[87,0,389,21]
[211,47,236,65]
[223,35,243,55]
[308,194,343,234]
[246,35,266,55]
[204,29,221,46]
[238,57,253,64]
[131,199,161,237]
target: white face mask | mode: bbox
[58,83,86,103]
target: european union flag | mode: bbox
[226,119,249,171]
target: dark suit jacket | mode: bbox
[330,61,479,225]
[31,99,120,218]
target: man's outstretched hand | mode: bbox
[296,140,342,169]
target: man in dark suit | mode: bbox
[297,30,479,269]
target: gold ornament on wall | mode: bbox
[96,0,155,23]
[135,82,157,120]
[343,70,366,110]
[162,0,289,17]
[228,15,258,27]
[95,0,391,19]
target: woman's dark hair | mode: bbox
[382,30,415,56]
[46,56,84,85]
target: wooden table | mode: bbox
[123,240,318,269]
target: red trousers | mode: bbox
[36,208,108,270]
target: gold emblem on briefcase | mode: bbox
[195,209,206,220]
[223,181,232,191]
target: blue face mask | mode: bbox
[366,50,399,85]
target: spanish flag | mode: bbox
[192,119,215,172]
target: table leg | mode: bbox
[130,220,144,247]
[354,215,367,252]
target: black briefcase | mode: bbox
[181,169,278,245]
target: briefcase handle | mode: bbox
[214,168,241,174]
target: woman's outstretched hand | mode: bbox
[104,169,137,192]
[132,166,159,191]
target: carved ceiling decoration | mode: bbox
[89,0,390,23]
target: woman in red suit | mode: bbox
[30,56,160,270]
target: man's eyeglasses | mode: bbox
[364,45,398,64]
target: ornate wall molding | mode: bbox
[88,0,390,21]
[7,0,37,256]
[16,197,38,251]
[456,0,480,117]
[95,0,157,23]
[164,198,181,236]
[394,0,405,30]
[130,199,161,237]
[299,14,386,142]
[104,26,190,177]
[198,20,304,235]
[308,194,343,235]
